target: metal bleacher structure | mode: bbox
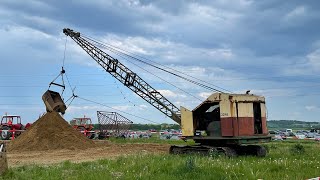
[97,111,133,136]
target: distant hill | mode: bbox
[93,123,180,131]
[267,120,320,129]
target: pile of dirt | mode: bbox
[8,112,95,152]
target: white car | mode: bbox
[295,133,306,139]
[307,132,316,138]
[273,135,283,141]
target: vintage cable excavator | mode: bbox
[59,28,271,156]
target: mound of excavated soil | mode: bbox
[8,112,95,152]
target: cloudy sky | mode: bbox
[0,0,320,124]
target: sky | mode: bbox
[0,0,320,124]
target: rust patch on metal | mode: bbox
[221,117,234,136]
[261,117,268,135]
[238,117,254,136]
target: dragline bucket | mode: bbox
[42,90,67,114]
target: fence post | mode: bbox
[12,129,15,140]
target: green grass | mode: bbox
[1,141,320,180]
[107,136,195,145]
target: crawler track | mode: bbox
[169,144,266,157]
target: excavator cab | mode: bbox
[181,92,270,142]
[42,90,66,114]
[174,93,272,156]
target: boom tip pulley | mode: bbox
[63,28,80,38]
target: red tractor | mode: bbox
[70,117,95,139]
[0,115,31,140]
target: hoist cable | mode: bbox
[62,35,68,67]
[102,45,203,101]
[83,35,228,93]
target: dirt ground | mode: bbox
[2,140,170,167]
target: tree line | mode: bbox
[93,123,181,131]
[92,120,320,131]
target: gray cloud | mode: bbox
[1,0,320,122]
[2,0,320,57]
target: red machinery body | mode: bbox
[70,117,95,139]
[0,115,31,140]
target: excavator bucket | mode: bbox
[42,90,67,114]
[0,143,7,175]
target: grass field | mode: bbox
[107,136,195,145]
[1,140,320,180]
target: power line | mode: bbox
[81,35,316,88]
[83,35,232,93]
[83,35,226,93]
[0,102,127,105]
[266,92,320,98]
[76,96,158,124]
[0,73,319,82]
[0,94,130,97]
[112,79,143,108]
[258,83,320,90]
[1,82,320,91]
[100,44,203,102]
[126,61,202,101]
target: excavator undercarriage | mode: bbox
[169,144,267,157]
[170,136,270,157]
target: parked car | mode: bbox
[140,133,150,139]
[287,132,295,136]
[273,134,283,141]
[269,130,276,134]
[295,133,306,139]
[286,129,293,133]
[279,133,287,140]
[307,132,316,138]
[149,129,157,133]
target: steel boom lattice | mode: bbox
[63,28,181,124]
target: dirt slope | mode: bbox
[7,142,170,167]
[8,112,95,152]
